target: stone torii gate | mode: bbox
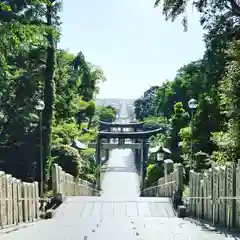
[90,121,163,190]
[99,120,144,159]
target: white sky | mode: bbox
[59,0,205,99]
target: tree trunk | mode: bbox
[42,4,56,185]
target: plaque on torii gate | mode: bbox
[99,120,144,132]
[99,120,144,128]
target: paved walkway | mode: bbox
[101,149,140,200]
[1,149,239,239]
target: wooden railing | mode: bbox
[141,181,176,197]
[188,161,240,229]
[52,164,100,198]
[0,163,100,229]
[142,162,184,198]
[0,171,39,229]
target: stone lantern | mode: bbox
[149,145,171,163]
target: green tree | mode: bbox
[134,86,159,120]
[170,102,189,162]
[153,0,240,30]
[0,0,106,186]
[42,1,59,183]
[97,106,117,122]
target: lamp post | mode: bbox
[157,151,164,163]
[35,100,45,200]
[188,98,198,169]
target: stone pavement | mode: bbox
[1,149,240,239]
[101,149,140,200]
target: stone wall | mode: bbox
[0,171,39,229]
[52,164,99,197]
[142,160,184,197]
[188,160,240,228]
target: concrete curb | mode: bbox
[185,217,240,235]
[0,195,65,234]
[0,221,38,235]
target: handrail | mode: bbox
[184,196,212,200]
[142,181,176,192]
[183,196,240,203]
[216,196,240,200]
[77,183,101,194]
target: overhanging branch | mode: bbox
[229,0,240,16]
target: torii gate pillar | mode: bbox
[132,126,138,169]
[141,139,149,189]
[105,127,110,160]
[96,135,101,190]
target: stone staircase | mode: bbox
[55,196,175,218]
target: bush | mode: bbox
[142,117,162,131]
[145,163,164,187]
[84,173,96,184]
[52,144,82,177]
[79,148,97,183]
[97,106,116,122]
[53,122,81,145]
[142,116,169,130]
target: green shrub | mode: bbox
[79,148,97,183]
[145,163,164,187]
[96,106,116,122]
[142,117,162,131]
[52,144,82,177]
[53,122,81,145]
[84,173,96,184]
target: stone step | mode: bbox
[55,197,175,218]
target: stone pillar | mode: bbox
[176,163,184,191]
[141,139,149,189]
[137,147,141,172]
[135,139,138,160]
[133,127,136,158]
[134,139,138,171]
[226,163,236,228]
[164,159,174,178]
[164,159,174,197]
[140,141,143,188]
[213,166,220,224]
[105,127,110,160]
[144,141,149,183]
[164,159,174,182]
[52,163,58,196]
[96,135,101,190]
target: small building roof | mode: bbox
[72,140,87,149]
[149,146,171,154]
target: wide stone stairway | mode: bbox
[1,148,236,239]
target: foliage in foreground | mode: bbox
[0,0,106,187]
[136,2,240,185]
